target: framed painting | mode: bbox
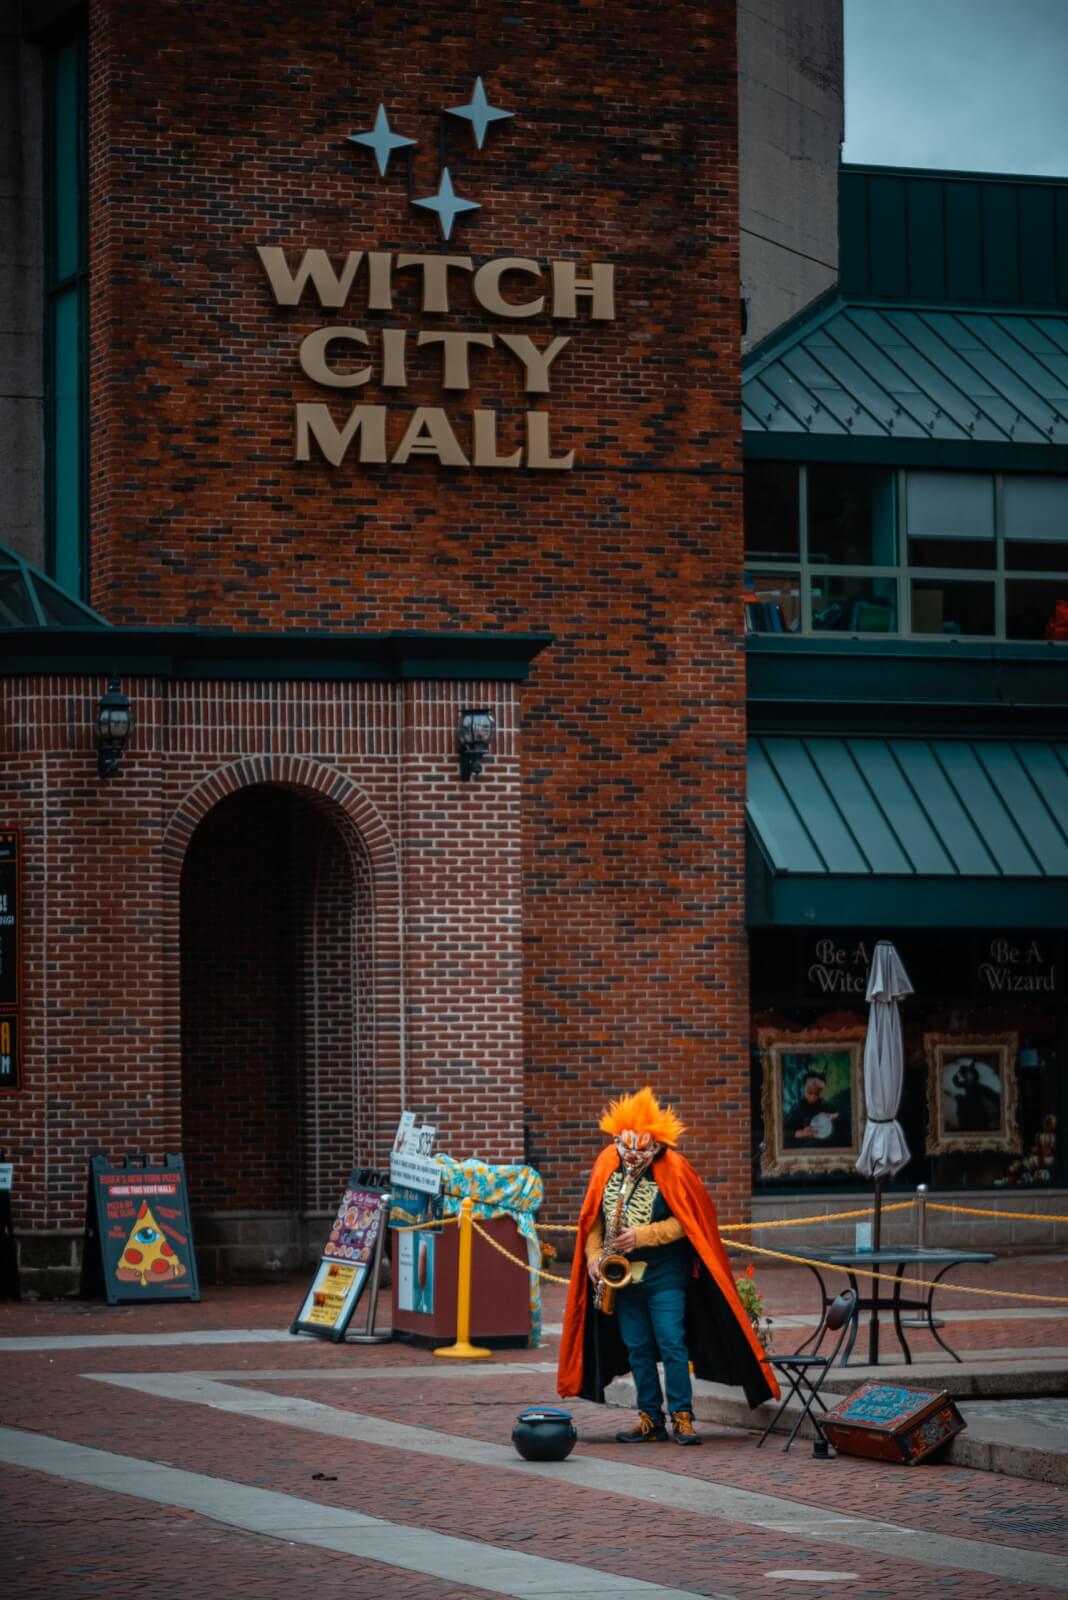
[758,1029,867,1177]
[924,1033,1020,1155]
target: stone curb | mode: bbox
[606,1359,1068,1485]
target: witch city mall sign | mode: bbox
[256,246,615,471]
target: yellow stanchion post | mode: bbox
[434,1197,492,1360]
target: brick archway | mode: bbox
[161,758,403,1237]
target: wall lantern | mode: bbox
[457,707,496,781]
[95,678,133,779]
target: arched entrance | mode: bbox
[179,782,371,1278]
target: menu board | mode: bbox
[291,1174,389,1342]
[81,1154,200,1304]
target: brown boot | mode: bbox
[615,1410,668,1443]
[671,1409,702,1445]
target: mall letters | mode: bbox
[256,246,616,470]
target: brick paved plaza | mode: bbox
[4,1258,1068,1598]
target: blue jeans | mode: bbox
[614,1282,693,1417]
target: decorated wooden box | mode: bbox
[821,1383,966,1465]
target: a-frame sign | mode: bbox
[81,1153,200,1304]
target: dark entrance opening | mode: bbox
[180,784,361,1275]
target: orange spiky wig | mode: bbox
[599,1087,685,1147]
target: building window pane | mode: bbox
[910,578,995,636]
[0,572,38,627]
[1004,477,1068,571]
[745,571,801,633]
[808,465,896,566]
[810,575,897,633]
[906,471,994,538]
[906,471,995,569]
[1005,579,1068,641]
[46,26,88,600]
[51,40,82,283]
[51,286,83,597]
[744,462,799,561]
[1004,475,1068,541]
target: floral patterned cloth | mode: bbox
[435,1156,545,1346]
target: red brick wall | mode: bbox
[0,675,525,1235]
[10,0,749,1243]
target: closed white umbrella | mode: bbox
[856,939,913,1251]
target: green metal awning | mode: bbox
[747,735,1068,927]
[742,298,1068,471]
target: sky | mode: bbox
[843,0,1068,176]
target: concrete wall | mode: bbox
[0,2,44,563]
[738,0,843,350]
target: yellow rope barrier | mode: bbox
[475,1217,1068,1304]
[536,1200,917,1237]
[720,1201,916,1233]
[470,1216,574,1285]
[390,1215,458,1232]
[724,1238,1068,1304]
[926,1202,1068,1224]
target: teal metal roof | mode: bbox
[839,167,1068,311]
[743,300,1068,454]
[747,735,1068,927]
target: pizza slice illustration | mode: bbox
[115,1201,187,1286]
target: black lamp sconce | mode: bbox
[457,707,496,781]
[95,678,133,779]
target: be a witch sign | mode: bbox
[81,1154,200,1304]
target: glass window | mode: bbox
[906,472,994,539]
[906,470,996,569]
[743,464,1068,644]
[46,27,88,601]
[744,462,799,562]
[745,571,801,633]
[1005,579,1068,641]
[810,575,897,633]
[51,288,83,597]
[910,578,995,636]
[0,572,37,628]
[52,41,82,282]
[1004,476,1068,571]
[808,465,896,566]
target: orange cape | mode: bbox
[557,1146,779,1408]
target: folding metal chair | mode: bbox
[756,1289,857,1453]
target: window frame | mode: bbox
[44,20,90,601]
[745,463,1068,642]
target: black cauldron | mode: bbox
[511,1407,577,1462]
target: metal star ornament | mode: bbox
[446,76,513,149]
[412,166,480,240]
[348,103,417,177]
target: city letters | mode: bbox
[256,244,616,471]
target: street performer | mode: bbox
[558,1087,779,1444]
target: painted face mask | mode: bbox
[615,1128,661,1177]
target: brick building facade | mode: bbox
[3,0,753,1286]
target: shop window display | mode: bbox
[749,929,1064,1192]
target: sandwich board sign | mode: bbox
[291,1170,390,1343]
[80,1154,200,1304]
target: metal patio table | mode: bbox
[790,1247,996,1367]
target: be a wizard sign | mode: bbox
[81,1154,200,1304]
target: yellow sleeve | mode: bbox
[585,1215,604,1261]
[631,1217,685,1249]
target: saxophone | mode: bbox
[593,1171,636,1316]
